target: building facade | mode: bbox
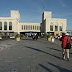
[0,10,67,36]
[41,11,67,35]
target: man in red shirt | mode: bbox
[61,33,71,61]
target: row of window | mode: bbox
[50,25,62,31]
[50,22,63,31]
[0,22,12,30]
[21,25,40,30]
[50,22,63,26]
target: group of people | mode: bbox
[31,34,38,40]
[28,32,71,61]
[60,32,71,61]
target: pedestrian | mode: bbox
[35,34,38,40]
[32,35,35,40]
[47,35,48,40]
[31,34,33,39]
[60,32,71,61]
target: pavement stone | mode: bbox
[0,38,72,72]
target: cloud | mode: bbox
[62,4,65,7]
[58,0,66,7]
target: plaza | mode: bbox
[0,38,72,72]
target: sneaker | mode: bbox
[62,58,65,60]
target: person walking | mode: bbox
[60,33,71,61]
[47,35,48,40]
[35,34,38,40]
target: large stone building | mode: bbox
[41,11,67,35]
[0,10,67,36]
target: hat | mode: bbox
[62,32,65,35]
[65,33,69,35]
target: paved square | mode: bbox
[0,38,72,72]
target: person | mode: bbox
[35,34,38,40]
[47,35,48,40]
[32,34,35,40]
[60,32,71,61]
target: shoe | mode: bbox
[67,58,69,61]
[62,58,65,60]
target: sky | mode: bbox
[0,0,72,30]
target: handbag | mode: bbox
[67,38,71,49]
[67,43,71,49]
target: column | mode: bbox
[7,21,9,31]
[2,21,4,31]
[58,22,59,31]
[53,23,55,32]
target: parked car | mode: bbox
[57,35,62,39]
[0,37,2,40]
[54,35,58,39]
[10,36,15,39]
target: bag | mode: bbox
[67,43,71,49]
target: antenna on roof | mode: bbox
[43,7,44,12]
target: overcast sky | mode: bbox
[0,0,72,30]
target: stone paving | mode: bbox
[0,38,72,72]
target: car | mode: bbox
[57,35,62,39]
[54,35,58,39]
[10,36,15,39]
[0,37,2,39]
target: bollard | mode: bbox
[51,38,55,42]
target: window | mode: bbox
[38,26,40,30]
[26,25,27,30]
[50,25,53,31]
[37,26,38,30]
[33,25,34,30]
[59,26,62,31]
[4,22,7,30]
[28,25,30,30]
[55,22,58,31]
[22,25,23,30]
[59,23,62,31]
[50,22,53,31]
[0,22,2,30]
[35,26,36,30]
[30,25,31,30]
[40,26,41,30]
[31,26,32,30]
[24,25,25,30]
[27,25,28,30]
[9,22,12,30]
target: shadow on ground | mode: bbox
[25,46,61,60]
[46,47,61,52]
[39,64,52,72]
[39,62,72,72]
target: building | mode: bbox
[41,11,67,35]
[0,10,67,37]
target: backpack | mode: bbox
[67,38,71,49]
[67,43,71,49]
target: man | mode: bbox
[35,34,38,40]
[60,33,71,61]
